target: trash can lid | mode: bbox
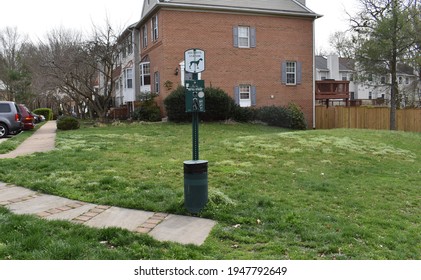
[183,160,208,165]
[184,160,208,174]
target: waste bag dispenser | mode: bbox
[184,160,208,214]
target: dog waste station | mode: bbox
[183,48,208,214]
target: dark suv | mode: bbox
[0,101,23,138]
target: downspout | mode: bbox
[312,19,316,129]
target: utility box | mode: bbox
[183,160,208,214]
[185,80,205,113]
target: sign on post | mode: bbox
[185,80,205,113]
[184,49,205,74]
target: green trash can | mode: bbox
[184,160,208,214]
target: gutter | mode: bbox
[138,2,322,26]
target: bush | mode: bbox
[164,86,235,122]
[56,116,80,130]
[255,104,307,130]
[231,105,257,123]
[287,103,307,130]
[256,106,291,128]
[33,108,53,120]
[132,96,162,122]
[201,87,235,122]
[164,86,190,122]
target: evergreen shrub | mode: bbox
[56,116,80,130]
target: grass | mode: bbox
[0,122,45,154]
[0,121,420,259]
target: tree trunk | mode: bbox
[390,0,398,131]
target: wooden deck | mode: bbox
[315,80,350,107]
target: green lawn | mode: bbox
[0,122,420,259]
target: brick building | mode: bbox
[119,0,320,127]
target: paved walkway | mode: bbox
[0,122,216,246]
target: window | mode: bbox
[282,61,302,85]
[398,76,403,84]
[124,68,133,89]
[142,25,148,48]
[127,35,133,55]
[140,62,151,87]
[405,77,410,85]
[238,27,250,48]
[154,72,160,93]
[240,85,251,101]
[369,92,372,100]
[234,85,256,107]
[0,104,11,113]
[381,76,386,84]
[342,74,348,81]
[152,15,158,41]
[233,26,256,48]
[286,62,297,85]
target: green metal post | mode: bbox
[192,112,199,160]
[192,73,199,161]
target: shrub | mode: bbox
[33,108,53,120]
[231,105,257,123]
[164,86,190,122]
[287,103,307,130]
[132,95,162,122]
[56,116,80,130]
[256,106,291,128]
[201,87,235,122]
[164,86,235,122]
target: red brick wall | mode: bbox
[141,9,315,127]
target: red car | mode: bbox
[17,104,35,130]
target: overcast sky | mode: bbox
[0,0,359,52]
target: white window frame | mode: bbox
[238,26,250,48]
[124,68,133,89]
[142,25,148,48]
[239,84,251,107]
[286,62,297,85]
[152,15,158,42]
[140,62,151,87]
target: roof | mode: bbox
[316,56,417,76]
[315,56,354,72]
[141,0,321,21]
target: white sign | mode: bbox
[184,49,205,74]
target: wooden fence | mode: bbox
[315,106,421,133]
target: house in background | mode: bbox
[122,0,321,127]
[113,23,141,116]
[315,54,421,107]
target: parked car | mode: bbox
[17,104,35,130]
[0,101,23,138]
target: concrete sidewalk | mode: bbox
[0,121,57,159]
[0,122,216,246]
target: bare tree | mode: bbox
[0,26,32,103]
[35,20,121,121]
[329,31,355,58]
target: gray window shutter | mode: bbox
[234,86,240,105]
[155,72,160,93]
[250,27,256,48]
[297,62,302,84]
[251,86,257,106]
[233,26,239,48]
[281,61,287,84]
